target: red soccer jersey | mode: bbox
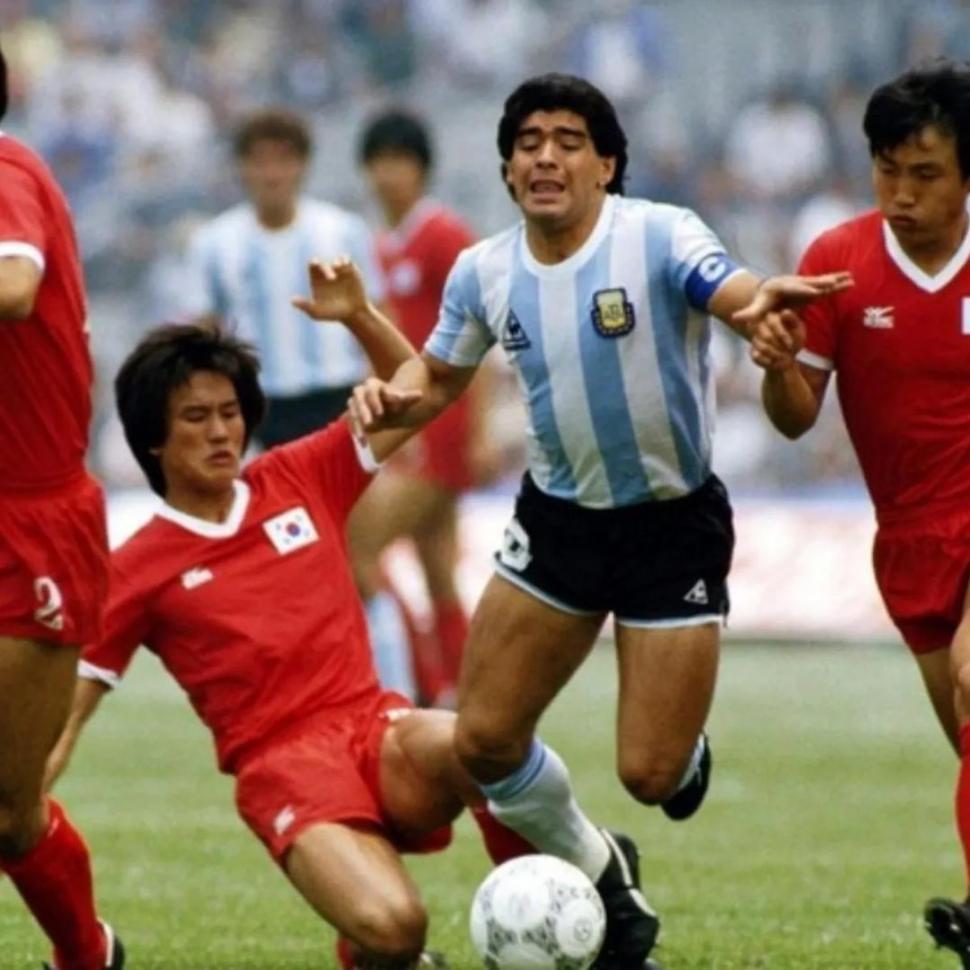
[799,208,970,524]
[80,421,382,772]
[0,133,92,491]
[376,198,474,350]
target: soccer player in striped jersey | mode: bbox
[344,74,850,967]
[748,61,970,968]
[182,108,416,702]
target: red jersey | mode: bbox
[799,208,970,524]
[376,199,474,349]
[80,421,382,772]
[0,133,92,491]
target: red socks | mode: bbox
[1,799,105,970]
[433,599,468,688]
[470,805,536,864]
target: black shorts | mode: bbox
[256,385,355,449]
[494,473,735,626]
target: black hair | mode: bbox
[233,108,313,159]
[358,109,433,171]
[0,44,7,122]
[115,320,265,497]
[497,73,628,196]
[864,60,970,179]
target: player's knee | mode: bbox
[955,660,970,708]
[454,716,530,782]
[0,801,40,858]
[617,756,682,806]
[351,897,428,960]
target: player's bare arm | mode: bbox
[0,254,42,319]
[292,257,414,380]
[43,678,111,792]
[709,269,854,338]
[350,353,478,463]
[747,308,830,439]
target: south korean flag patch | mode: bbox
[263,506,319,555]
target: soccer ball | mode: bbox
[469,854,606,970]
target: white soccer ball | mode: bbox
[469,854,606,970]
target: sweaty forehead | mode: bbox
[517,109,590,136]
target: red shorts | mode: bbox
[0,473,108,645]
[388,400,473,494]
[233,691,453,864]
[873,508,970,653]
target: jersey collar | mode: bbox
[384,197,440,250]
[882,201,970,294]
[155,480,251,538]
[520,194,615,279]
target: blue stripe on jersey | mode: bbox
[426,252,485,362]
[206,242,229,317]
[683,253,741,310]
[244,234,278,389]
[510,250,576,497]
[297,228,320,386]
[575,244,653,505]
[647,228,704,487]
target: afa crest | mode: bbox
[591,288,635,337]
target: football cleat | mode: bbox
[925,897,970,968]
[43,921,125,970]
[416,952,449,968]
[593,830,660,969]
[661,733,712,822]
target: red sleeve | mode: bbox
[797,233,840,370]
[426,216,475,292]
[0,158,46,255]
[257,419,374,526]
[79,565,151,688]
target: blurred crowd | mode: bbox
[1,0,963,495]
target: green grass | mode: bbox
[1,642,961,968]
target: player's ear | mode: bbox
[599,156,616,191]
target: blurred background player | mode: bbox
[44,270,539,969]
[180,106,417,701]
[0,45,123,970]
[748,60,970,969]
[356,108,495,706]
[346,72,850,969]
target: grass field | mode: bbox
[1,641,962,969]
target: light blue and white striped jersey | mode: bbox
[426,194,743,508]
[183,198,385,397]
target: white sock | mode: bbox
[365,591,416,700]
[481,739,610,881]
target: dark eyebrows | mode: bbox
[516,124,589,141]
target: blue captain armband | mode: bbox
[684,253,742,309]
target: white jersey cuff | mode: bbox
[0,241,45,272]
[352,430,381,473]
[796,349,834,371]
[78,659,120,689]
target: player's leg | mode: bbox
[285,822,430,967]
[914,647,960,753]
[349,473,451,703]
[614,621,718,805]
[0,636,111,970]
[411,493,467,693]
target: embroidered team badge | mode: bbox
[263,507,320,555]
[592,288,635,337]
[501,309,531,352]
[862,306,894,329]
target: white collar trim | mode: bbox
[520,194,615,278]
[155,480,251,538]
[883,204,970,293]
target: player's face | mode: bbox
[157,371,245,501]
[504,110,616,230]
[872,125,970,251]
[238,139,307,217]
[364,151,426,219]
